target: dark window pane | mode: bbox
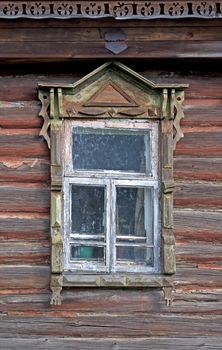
[116,246,153,265]
[116,187,153,243]
[71,245,104,261]
[72,127,150,173]
[71,185,105,235]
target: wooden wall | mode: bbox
[0,18,222,349]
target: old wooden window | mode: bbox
[38,62,187,305]
[64,121,159,274]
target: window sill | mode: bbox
[63,272,173,288]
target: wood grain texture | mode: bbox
[0,23,221,344]
[0,158,49,182]
[0,337,222,350]
[175,131,222,157]
[0,217,49,241]
[0,133,48,157]
[174,183,222,209]
[0,314,221,337]
[1,26,222,43]
[174,158,222,181]
[0,185,50,213]
[0,18,221,62]
[0,265,50,290]
[1,41,222,63]
[0,288,221,315]
[174,209,222,243]
[0,101,41,128]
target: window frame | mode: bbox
[63,119,160,275]
[38,61,188,305]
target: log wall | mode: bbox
[0,18,222,349]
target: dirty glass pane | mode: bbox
[70,245,104,261]
[72,127,150,173]
[116,246,153,265]
[116,187,153,244]
[71,185,105,235]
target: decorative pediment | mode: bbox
[38,61,188,149]
[84,80,138,107]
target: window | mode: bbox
[64,121,159,274]
[38,61,187,305]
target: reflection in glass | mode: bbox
[72,127,150,173]
[116,187,153,241]
[71,245,104,261]
[71,185,105,235]
[116,246,153,265]
[116,187,154,265]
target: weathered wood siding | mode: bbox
[0,19,222,349]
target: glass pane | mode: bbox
[71,245,104,261]
[116,246,153,265]
[116,187,153,244]
[72,127,150,173]
[71,185,105,235]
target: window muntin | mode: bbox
[64,120,159,274]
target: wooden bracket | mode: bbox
[38,90,50,148]
[172,90,185,150]
[163,286,174,306]
[50,274,63,306]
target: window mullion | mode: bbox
[106,179,112,273]
[109,179,116,273]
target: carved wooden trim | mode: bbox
[0,1,221,20]
[173,91,185,150]
[163,286,174,306]
[50,274,63,305]
[38,90,50,149]
[38,61,188,304]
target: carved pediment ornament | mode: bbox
[0,1,220,19]
[38,61,188,150]
[84,80,138,107]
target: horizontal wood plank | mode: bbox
[174,209,222,243]
[0,265,50,290]
[0,133,48,157]
[175,131,222,157]
[1,27,222,43]
[0,217,49,241]
[1,41,222,63]
[0,158,49,183]
[0,101,41,128]
[0,241,49,264]
[176,243,222,265]
[0,186,50,213]
[0,313,221,337]
[174,158,222,182]
[183,101,222,128]
[0,337,222,350]
[174,183,222,209]
[0,288,221,315]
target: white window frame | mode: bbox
[63,119,160,274]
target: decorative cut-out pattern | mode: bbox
[0,1,220,19]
